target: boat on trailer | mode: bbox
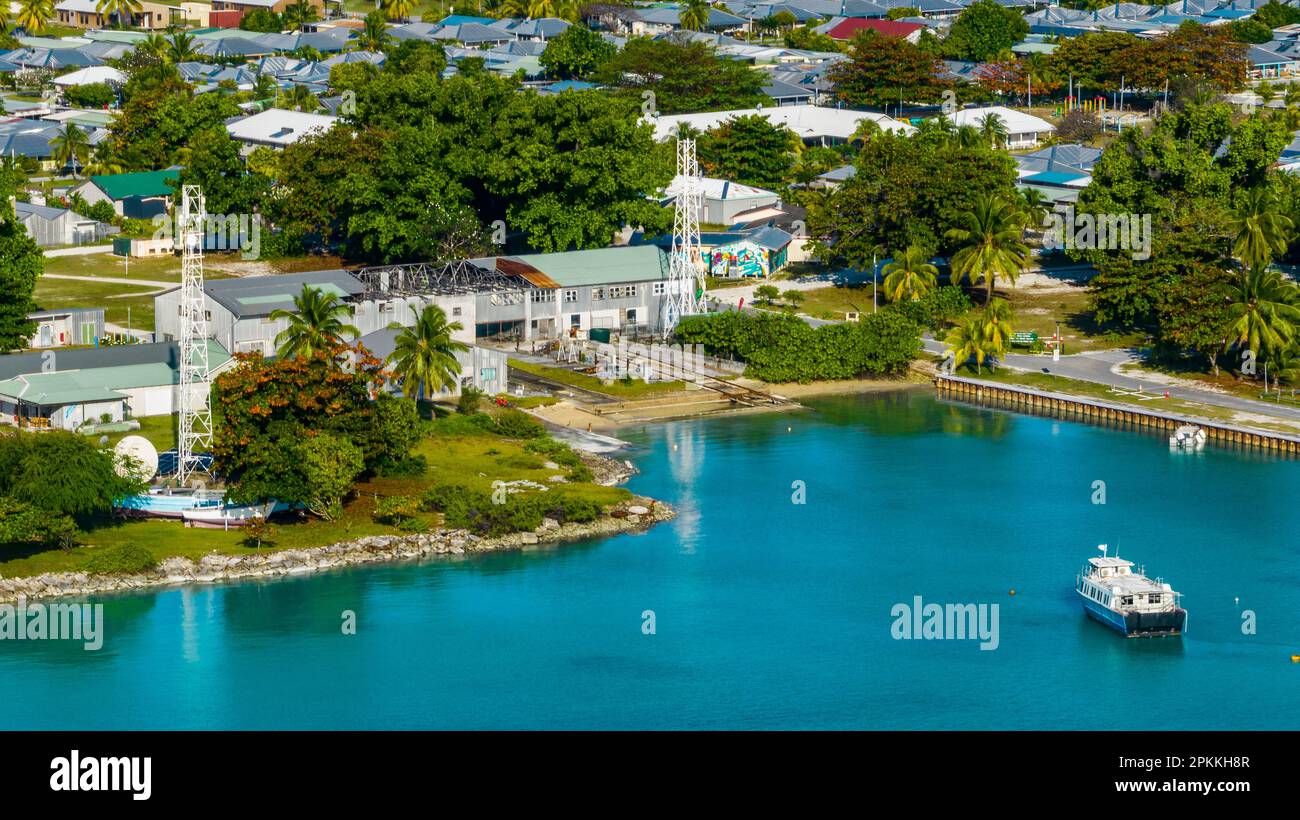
[1076,545,1186,638]
[182,502,280,529]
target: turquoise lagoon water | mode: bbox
[2,389,1299,729]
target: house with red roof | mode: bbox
[823,18,925,43]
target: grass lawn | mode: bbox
[42,253,238,282]
[33,276,160,329]
[0,421,630,577]
[997,285,1146,353]
[509,358,688,399]
[758,284,877,320]
[98,414,178,453]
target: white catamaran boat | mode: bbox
[1075,545,1186,638]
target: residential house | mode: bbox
[224,108,340,150]
[72,169,179,219]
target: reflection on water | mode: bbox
[1,390,1298,729]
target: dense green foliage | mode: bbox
[0,432,146,525]
[593,37,767,114]
[210,348,418,507]
[698,115,795,190]
[674,311,922,383]
[540,24,616,79]
[807,131,1018,265]
[83,544,158,575]
[62,82,116,108]
[421,484,602,536]
[943,0,1030,62]
[829,30,949,109]
[0,177,40,351]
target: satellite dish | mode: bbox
[114,435,158,482]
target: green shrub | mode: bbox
[84,544,157,575]
[373,495,422,526]
[421,484,604,536]
[376,454,428,478]
[496,453,544,470]
[675,310,922,383]
[457,386,484,414]
[494,408,546,439]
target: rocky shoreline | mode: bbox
[0,494,674,605]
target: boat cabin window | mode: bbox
[1148,594,1162,604]
[1121,596,1133,606]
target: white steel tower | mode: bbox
[662,137,705,335]
[177,185,212,486]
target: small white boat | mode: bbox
[1169,424,1206,450]
[1076,545,1186,638]
[182,502,279,529]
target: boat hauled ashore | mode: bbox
[1075,545,1187,638]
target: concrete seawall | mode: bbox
[935,375,1300,455]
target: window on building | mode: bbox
[653,282,666,295]
[481,367,497,382]
[591,287,605,300]
[564,289,578,303]
[452,306,462,317]
[530,290,555,303]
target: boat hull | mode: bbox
[1080,595,1186,638]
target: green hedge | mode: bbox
[83,544,158,576]
[421,484,603,536]
[675,310,922,383]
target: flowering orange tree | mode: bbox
[211,344,420,507]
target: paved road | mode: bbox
[922,337,1300,422]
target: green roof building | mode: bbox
[0,340,230,432]
[71,169,179,219]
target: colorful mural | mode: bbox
[708,241,773,278]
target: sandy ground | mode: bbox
[527,400,620,432]
[743,374,928,399]
[1116,363,1231,395]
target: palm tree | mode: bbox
[271,285,361,359]
[283,0,319,30]
[96,0,143,27]
[679,0,711,31]
[382,0,415,22]
[977,112,1008,149]
[167,31,198,63]
[673,122,702,141]
[17,0,55,34]
[882,245,938,302]
[850,117,881,145]
[915,116,956,145]
[357,10,390,52]
[138,32,168,60]
[1224,265,1300,375]
[252,73,278,101]
[1286,82,1300,109]
[945,318,992,375]
[955,124,983,150]
[51,123,90,178]
[980,297,1015,356]
[1230,187,1294,270]
[278,84,319,112]
[386,304,470,403]
[945,194,1031,302]
[1018,188,1049,235]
